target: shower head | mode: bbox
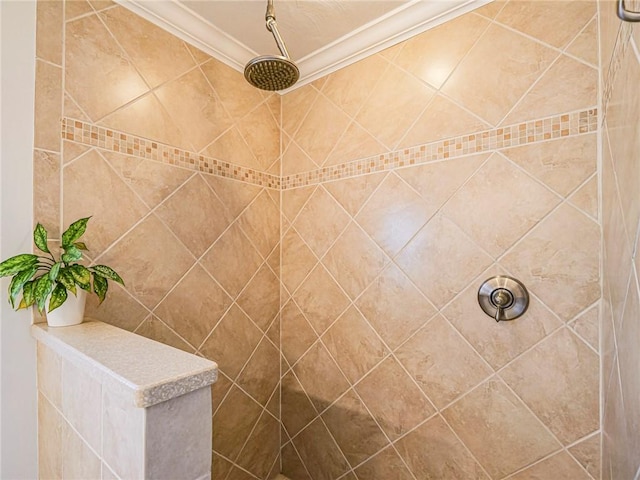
[244,0,299,91]
[244,55,299,91]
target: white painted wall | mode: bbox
[0,1,38,478]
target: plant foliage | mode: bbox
[0,218,124,314]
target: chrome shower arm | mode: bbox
[264,0,291,59]
[266,18,292,59]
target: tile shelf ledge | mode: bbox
[31,319,218,408]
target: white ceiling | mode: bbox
[117,0,491,92]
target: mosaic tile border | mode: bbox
[62,108,597,192]
[61,118,281,189]
[281,108,598,190]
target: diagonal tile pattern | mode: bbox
[155,174,233,258]
[356,264,437,350]
[321,306,388,384]
[442,152,561,259]
[500,328,600,445]
[63,149,150,253]
[50,5,289,478]
[97,6,196,89]
[501,203,600,322]
[293,341,351,414]
[154,68,233,153]
[292,264,350,336]
[441,23,559,126]
[503,55,598,125]
[95,214,194,310]
[495,0,596,50]
[323,222,389,300]
[153,265,232,349]
[396,315,493,409]
[396,214,494,308]
[65,12,148,122]
[356,173,433,256]
[35,1,603,479]
[321,389,390,468]
[355,357,435,441]
[292,186,350,258]
[444,378,560,478]
[276,2,601,477]
[395,415,490,479]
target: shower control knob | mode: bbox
[478,276,529,322]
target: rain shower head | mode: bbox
[244,55,299,91]
[244,0,299,91]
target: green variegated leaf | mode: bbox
[90,265,124,285]
[70,265,91,291]
[61,246,82,264]
[92,272,108,304]
[61,217,90,248]
[58,268,77,295]
[0,254,38,277]
[33,224,50,254]
[49,262,62,282]
[21,280,36,309]
[34,276,53,313]
[74,242,88,251]
[47,283,67,312]
[8,266,37,308]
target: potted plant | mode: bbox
[0,217,124,327]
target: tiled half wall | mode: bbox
[33,1,603,479]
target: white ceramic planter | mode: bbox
[46,289,87,327]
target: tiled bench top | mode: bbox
[31,320,218,407]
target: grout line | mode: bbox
[437,411,495,479]
[280,84,323,141]
[562,14,600,70]
[496,49,566,127]
[211,371,234,418]
[567,171,600,222]
[285,434,315,480]
[63,90,94,123]
[59,142,96,169]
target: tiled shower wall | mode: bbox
[34,1,281,478]
[600,1,640,479]
[280,2,601,479]
[32,1,606,480]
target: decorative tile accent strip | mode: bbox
[61,118,281,189]
[62,108,597,192]
[281,108,598,190]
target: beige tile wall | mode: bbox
[599,1,640,479]
[33,1,281,478]
[33,1,607,479]
[280,2,601,479]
